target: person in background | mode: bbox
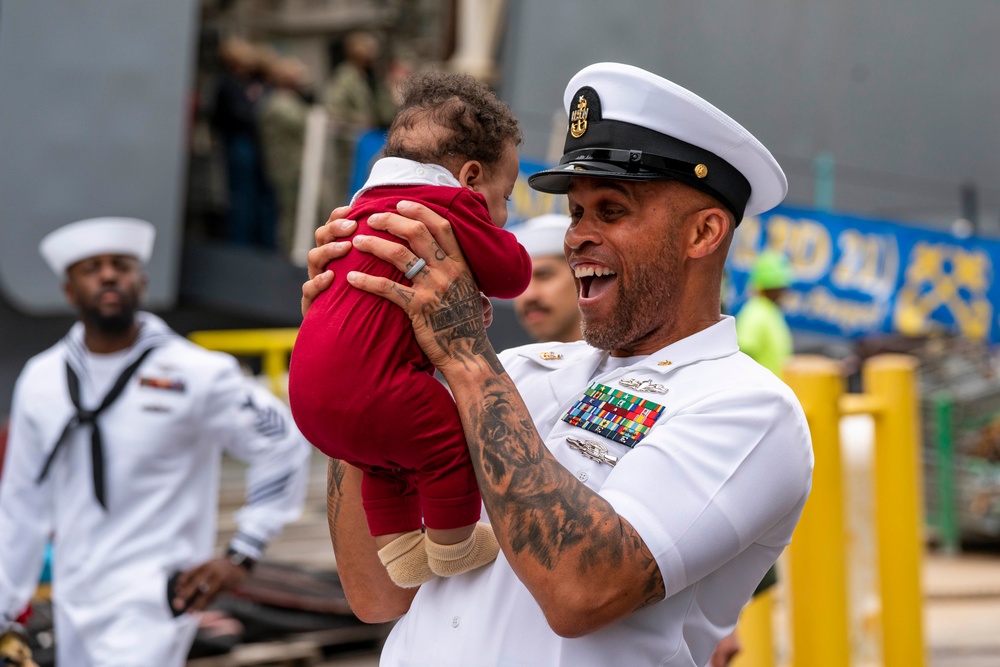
[323,31,399,209]
[260,55,311,256]
[306,62,813,666]
[0,218,311,666]
[735,251,794,377]
[212,37,278,249]
[511,214,582,344]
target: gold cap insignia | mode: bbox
[570,95,589,138]
[540,351,563,360]
[694,164,709,179]
[657,360,673,366]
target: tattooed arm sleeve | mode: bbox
[418,281,663,637]
[456,368,664,636]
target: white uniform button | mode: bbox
[451,615,461,628]
[416,167,426,175]
[577,471,589,482]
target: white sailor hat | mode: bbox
[511,214,572,258]
[528,63,787,220]
[39,217,156,276]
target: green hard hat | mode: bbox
[749,251,792,290]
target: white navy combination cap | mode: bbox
[511,214,572,258]
[528,63,787,220]
[39,217,156,277]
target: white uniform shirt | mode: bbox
[380,316,813,666]
[0,313,311,665]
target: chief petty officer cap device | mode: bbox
[528,62,788,221]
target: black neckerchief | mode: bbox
[36,346,157,509]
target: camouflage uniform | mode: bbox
[322,63,397,207]
[260,88,308,254]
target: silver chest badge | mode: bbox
[618,377,668,394]
[566,437,618,467]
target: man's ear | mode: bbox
[457,160,483,189]
[687,208,732,259]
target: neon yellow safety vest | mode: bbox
[735,295,792,378]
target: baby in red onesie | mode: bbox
[288,71,531,587]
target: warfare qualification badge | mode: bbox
[570,95,589,138]
[618,377,668,394]
[566,436,618,467]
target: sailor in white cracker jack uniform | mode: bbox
[0,218,311,666]
[313,62,814,667]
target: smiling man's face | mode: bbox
[565,177,698,356]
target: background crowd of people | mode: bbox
[189,31,414,258]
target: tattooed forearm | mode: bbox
[326,459,347,550]
[623,520,667,608]
[464,376,665,607]
[426,276,504,375]
[327,458,346,497]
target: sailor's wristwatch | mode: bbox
[226,548,257,572]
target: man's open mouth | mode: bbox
[574,265,617,300]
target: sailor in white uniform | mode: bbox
[311,62,814,666]
[0,218,311,666]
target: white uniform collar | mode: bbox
[351,157,461,205]
[514,316,739,371]
[62,311,178,378]
[512,316,741,408]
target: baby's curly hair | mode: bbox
[383,70,522,172]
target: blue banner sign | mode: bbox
[727,206,999,342]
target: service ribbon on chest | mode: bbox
[561,382,665,448]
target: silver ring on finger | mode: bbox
[198,582,210,594]
[404,257,427,280]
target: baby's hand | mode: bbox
[481,293,493,328]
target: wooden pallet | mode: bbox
[186,624,391,667]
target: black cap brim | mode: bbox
[528,141,751,221]
[528,159,667,194]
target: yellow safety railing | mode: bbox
[187,328,299,398]
[782,356,852,667]
[732,589,775,667]
[864,355,925,667]
[779,353,925,667]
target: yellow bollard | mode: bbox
[864,354,926,667]
[730,589,774,667]
[783,355,851,667]
[187,328,299,398]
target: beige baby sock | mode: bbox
[426,523,500,577]
[377,530,435,588]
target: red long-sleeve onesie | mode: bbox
[289,183,531,536]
